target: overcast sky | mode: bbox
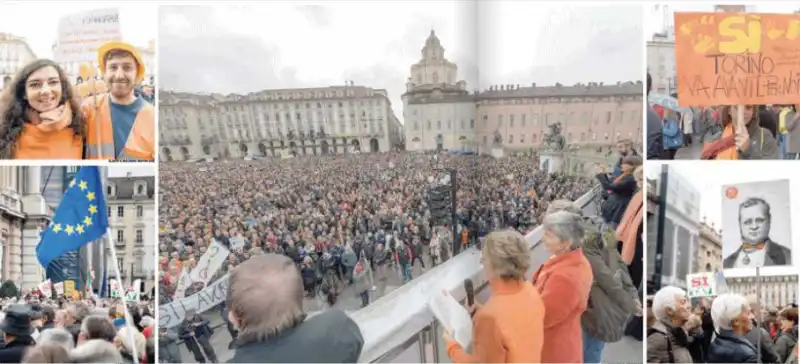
[646,162,800,249]
[645,3,799,38]
[160,2,642,123]
[108,165,154,177]
[0,3,156,59]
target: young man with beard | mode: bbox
[81,42,155,160]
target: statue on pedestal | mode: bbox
[543,122,565,152]
[493,130,503,145]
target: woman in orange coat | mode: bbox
[532,210,594,363]
[0,59,85,159]
[444,229,545,363]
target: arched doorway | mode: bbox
[369,138,379,153]
[162,147,173,161]
[258,143,267,156]
[239,143,248,156]
[351,139,361,152]
[321,140,330,155]
[180,146,190,160]
[202,145,211,156]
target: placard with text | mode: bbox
[675,12,800,106]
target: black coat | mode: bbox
[0,336,36,363]
[600,175,637,225]
[707,330,759,363]
[229,309,363,363]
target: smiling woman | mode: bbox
[0,59,85,159]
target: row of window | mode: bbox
[116,229,145,243]
[107,206,146,218]
[162,98,386,116]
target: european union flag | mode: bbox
[37,167,109,268]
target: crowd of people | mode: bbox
[646,73,800,160]
[647,287,799,363]
[156,148,651,363]
[0,289,155,363]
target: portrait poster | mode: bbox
[721,179,793,269]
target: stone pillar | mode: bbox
[21,216,48,289]
[539,152,564,173]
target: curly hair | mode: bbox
[0,59,85,159]
[720,105,760,129]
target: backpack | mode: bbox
[662,118,684,150]
[647,328,675,363]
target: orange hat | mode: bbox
[97,41,146,84]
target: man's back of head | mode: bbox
[227,254,306,341]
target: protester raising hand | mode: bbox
[733,107,751,153]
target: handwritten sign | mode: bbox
[55,8,122,63]
[109,279,123,298]
[687,272,717,297]
[38,280,52,297]
[53,282,65,295]
[159,273,230,328]
[675,12,800,106]
[188,239,230,285]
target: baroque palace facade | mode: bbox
[159,85,404,161]
[403,31,644,153]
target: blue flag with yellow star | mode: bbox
[37,166,109,269]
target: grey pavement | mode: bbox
[674,142,703,159]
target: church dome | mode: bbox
[425,30,441,48]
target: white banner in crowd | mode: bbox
[686,272,716,297]
[53,282,64,295]
[188,239,230,285]
[171,268,191,299]
[721,180,793,270]
[172,239,230,299]
[38,280,52,297]
[159,273,230,328]
[109,279,123,298]
[126,279,141,302]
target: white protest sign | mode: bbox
[53,282,64,295]
[159,273,230,328]
[109,279,123,298]
[126,279,141,301]
[38,280,52,297]
[189,239,230,285]
[229,236,246,251]
[687,272,716,297]
[55,8,122,63]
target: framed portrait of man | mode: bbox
[721,180,793,269]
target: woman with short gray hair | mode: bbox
[531,210,593,363]
[707,293,758,363]
[647,286,693,363]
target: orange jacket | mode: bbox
[447,279,545,363]
[13,123,82,159]
[531,248,593,363]
[80,93,155,160]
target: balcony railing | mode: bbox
[352,185,601,363]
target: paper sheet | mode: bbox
[427,289,473,349]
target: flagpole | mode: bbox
[100,166,139,364]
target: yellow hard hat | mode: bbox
[97,41,146,84]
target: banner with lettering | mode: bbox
[125,279,141,301]
[55,8,122,63]
[188,239,230,287]
[675,12,800,106]
[64,280,75,295]
[687,272,716,297]
[109,279,123,298]
[158,273,230,328]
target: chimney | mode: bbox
[516,84,520,90]
[500,85,505,91]
[599,82,604,86]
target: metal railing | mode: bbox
[352,185,601,363]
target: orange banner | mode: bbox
[675,12,800,107]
